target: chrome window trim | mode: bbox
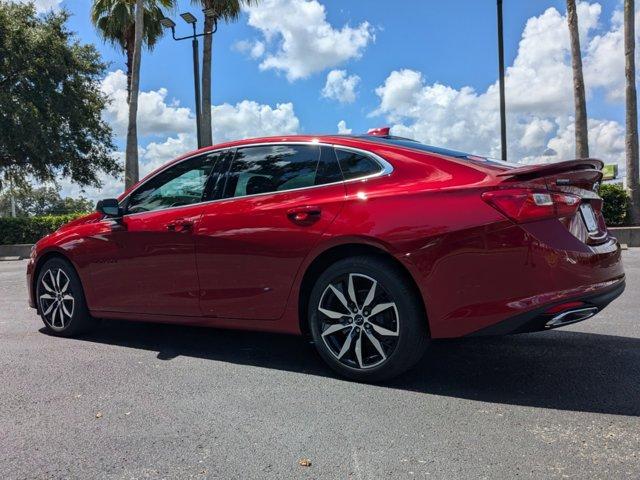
[118,141,394,219]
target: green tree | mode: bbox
[0,185,94,217]
[0,3,119,191]
[192,0,259,146]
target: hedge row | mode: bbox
[599,183,629,227]
[0,213,88,245]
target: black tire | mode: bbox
[36,258,95,337]
[308,255,429,382]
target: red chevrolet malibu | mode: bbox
[27,131,625,381]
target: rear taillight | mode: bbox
[482,189,580,223]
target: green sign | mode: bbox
[602,164,618,180]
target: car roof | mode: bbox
[123,133,510,199]
[179,133,507,163]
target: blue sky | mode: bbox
[20,0,631,197]
[64,0,624,129]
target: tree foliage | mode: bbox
[0,184,94,217]
[599,183,629,226]
[0,2,119,190]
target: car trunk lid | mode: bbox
[493,159,608,244]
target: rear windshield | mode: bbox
[355,136,514,168]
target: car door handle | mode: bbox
[287,206,321,224]
[166,219,194,232]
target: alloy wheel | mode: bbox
[39,268,75,330]
[317,273,400,369]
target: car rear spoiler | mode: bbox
[497,159,604,178]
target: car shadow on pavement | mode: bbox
[53,320,640,417]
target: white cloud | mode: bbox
[63,72,301,201]
[126,100,299,192]
[242,0,374,81]
[57,153,124,203]
[543,119,626,173]
[491,2,602,116]
[337,120,352,134]
[582,8,640,102]
[119,100,299,192]
[8,0,62,12]
[322,70,360,103]
[211,100,300,142]
[140,133,197,176]
[101,70,194,138]
[373,2,630,173]
[233,39,266,59]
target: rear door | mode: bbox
[195,144,346,320]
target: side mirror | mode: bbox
[96,198,122,218]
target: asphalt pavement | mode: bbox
[1,251,639,479]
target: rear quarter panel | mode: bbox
[295,142,620,339]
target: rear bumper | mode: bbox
[468,277,626,336]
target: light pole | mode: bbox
[497,0,507,161]
[9,177,16,218]
[160,11,217,149]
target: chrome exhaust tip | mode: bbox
[545,307,599,329]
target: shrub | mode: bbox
[599,183,629,227]
[0,213,88,245]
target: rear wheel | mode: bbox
[36,258,94,337]
[308,256,429,382]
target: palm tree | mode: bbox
[192,0,259,146]
[566,0,589,159]
[91,0,173,103]
[625,0,640,223]
[125,0,144,190]
[92,0,173,189]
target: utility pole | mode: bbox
[161,12,218,150]
[497,0,507,161]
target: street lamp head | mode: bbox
[180,12,198,24]
[160,17,176,29]
[203,7,216,18]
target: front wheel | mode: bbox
[36,258,95,337]
[308,256,429,382]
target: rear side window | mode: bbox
[222,144,344,198]
[315,146,343,185]
[223,145,320,198]
[334,149,382,180]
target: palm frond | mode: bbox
[90,0,175,51]
[188,0,259,23]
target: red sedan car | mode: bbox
[27,131,625,381]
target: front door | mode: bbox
[85,152,226,316]
[195,144,346,320]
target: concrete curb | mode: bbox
[608,227,640,247]
[0,244,33,260]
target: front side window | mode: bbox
[223,145,323,198]
[334,149,383,180]
[126,154,218,214]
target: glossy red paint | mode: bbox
[27,135,625,338]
